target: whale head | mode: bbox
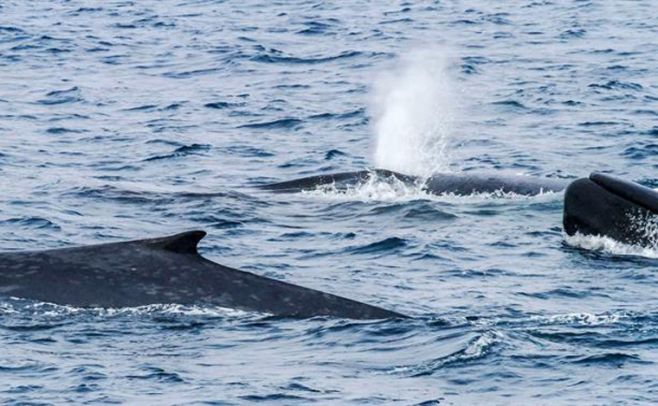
[563,173,658,248]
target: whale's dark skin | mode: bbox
[564,173,658,247]
[0,231,406,319]
[260,169,567,196]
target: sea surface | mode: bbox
[1,1,658,404]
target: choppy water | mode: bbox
[1,1,658,404]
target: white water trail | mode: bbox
[371,49,456,178]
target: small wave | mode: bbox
[519,288,594,300]
[347,237,407,255]
[238,118,302,129]
[571,352,644,366]
[564,232,658,259]
[221,145,274,157]
[67,182,247,206]
[0,362,56,374]
[250,50,362,65]
[126,367,185,383]
[162,67,222,79]
[1,217,60,230]
[1,322,67,332]
[122,104,158,112]
[37,86,82,105]
[588,80,643,91]
[623,144,658,160]
[492,99,528,110]
[559,28,586,39]
[45,127,85,134]
[451,19,477,26]
[204,101,244,109]
[143,143,211,161]
[396,330,502,377]
[578,121,621,126]
[324,149,347,160]
[308,108,365,121]
[296,21,333,36]
[0,26,25,33]
[240,393,308,402]
[66,7,103,15]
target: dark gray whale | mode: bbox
[260,169,567,196]
[564,173,658,247]
[0,231,406,319]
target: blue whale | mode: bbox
[0,231,406,319]
[260,169,567,196]
[564,172,658,247]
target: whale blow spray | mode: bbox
[372,49,456,177]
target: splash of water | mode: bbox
[627,211,658,249]
[301,171,426,202]
[564,232,658,259]
[0,299,253,318]
[564,210,658,258]
[371,49,456,177]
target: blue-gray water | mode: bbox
[1,1,658,404]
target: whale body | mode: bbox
[563,172,658,248]
[260,169,567,196]
[0,231,406,319]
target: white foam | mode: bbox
[2,300,255,318]
[626,211,658,248]
[371,48,456,177]
[529,312,626,326]
[301,173,428,203]
[564,232,658,259]
[462,330,501,358]
[472,311,629,328]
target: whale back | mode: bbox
[424,172,567,195]
[259,169,417,193]
[0,231,405,319]
[260,169,567,196]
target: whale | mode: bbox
[0,231,406,319]
[260,169,568,196]
[563,172,658,248]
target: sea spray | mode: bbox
[372,49,456,177]
[564,232,658,259]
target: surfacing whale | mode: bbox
[260,169,567,196]
[0,231,406,319]
[564,172,658,248]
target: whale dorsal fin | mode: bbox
[147,230,207,255]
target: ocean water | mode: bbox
[1,1,658,404]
